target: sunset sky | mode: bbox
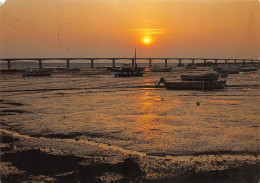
[0,0,259,59]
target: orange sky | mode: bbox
[0,0,259,58]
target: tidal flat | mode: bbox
[1,68,259,182]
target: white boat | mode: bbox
[214,65,240,74]
[22,67,51,77]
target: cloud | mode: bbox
[126,28,169,35]
[0,0,6,6]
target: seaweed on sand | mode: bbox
[1,149,145,183]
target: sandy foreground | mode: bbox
[1,129,259,183]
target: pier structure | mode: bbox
[0,58,259,69]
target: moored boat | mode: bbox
[240,67,258,72]
[214,65,240,74]
[114,64,144,77]
[150,66,172,72]
[180,72,219,81]
[114,48,145,77]
[156,77,226,90]
[185,64,196,69]
[219,71,229,78]
[66,67,81,71]
[22,68,51,77]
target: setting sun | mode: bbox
[144,38,150,44]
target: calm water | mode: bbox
[1,66,259,179]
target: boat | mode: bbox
[150,65,172,72]
[219,71,229,78]
[185,64,196,69]
[114,48,145,77]
[156,77,226,90]
[214,65,240,74]
[177,63,185,67]
[213,68,229,78]
[114,64,144,77]
[22,68,51,77]
[56,67,67,70]
[180,72,219,81]
[240,67,258,72]
[66,67,81,71]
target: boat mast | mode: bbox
[134,48,137,67]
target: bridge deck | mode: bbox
[0,58,259,61]
[0,57,259,69]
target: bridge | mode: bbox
[0,57,259,69]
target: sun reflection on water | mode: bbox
[135,90,161,142]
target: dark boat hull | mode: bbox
[164,80,226,90]
[22,71,51,77]
[214,67,240,74]
[115,68,144,77]
[150,67,172,72]
[219,72,229,78]
[115,73,143,77]
[240,67,258,72]
[185,64,196,69]
[66,68,81,71]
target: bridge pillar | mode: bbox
[39,60,42,69]
[192,59,194,64]
[165,59,168,67]
[7,60,11,69]
[203,59,207,64]
[132,59,135,67]
[234,60,237,65]
[225,59,228,64]
[112,59,116,68]
[91,59,94,68]
[149,59,152,67]
[177,59,182,67]
[66,60,70,68]
[243,60,246,66]
[251,60,254,66]
[215,59,218,65]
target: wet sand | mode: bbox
[1,69,260,182]
[1,96,259,182]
